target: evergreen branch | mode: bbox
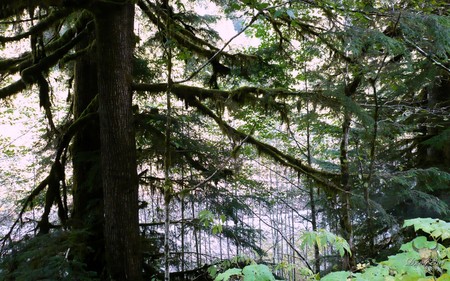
[0,0,98,20]
[0,98,97,247]
[0,9,73,43]
[138,0,260,83]
[139,0,259,62]
[0,20,92,100]
[181,95,343,192]
[177,134,250,195]
[403,37,450,74]
[139,0,219,54]
[135,116,209,173]
[0,12,93,75]
[174,12,261,84]
[134,82,344,190]
[249,2,354,64]
[20,22,91,83]
[0,175,49,252]
[133,82,333,109]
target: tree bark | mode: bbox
[306,104,320,272]
[339,108,355,270]
[93,3,142,280]
[339,76,360,270]
[71,24,105,275]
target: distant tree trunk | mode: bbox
[417,72,450,169]
[339,108,354,270]
[306,103,320,273]
[71,26,104,276]
[339,76,360,270]
[92,3,142,280]
[365,81,378,256]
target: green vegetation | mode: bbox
[207,218,450,280]
[322,218,450,281]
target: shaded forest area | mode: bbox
[0,0,449,280]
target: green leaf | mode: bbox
[215,268,242,281]
[198,209,214,227]
[273,9,284,18]
[242,264,276,281]
[208,265,218,278]
[438,274,450,280]
[442,261,450,272]
[381,252,426,277]
[299,229,351,257]
[403,218,450,240]
[321,271,351,281]
[353,265,390,281]
[212,224,223,235]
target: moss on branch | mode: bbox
[0,9,73,43]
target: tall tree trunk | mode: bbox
[339,76,360,270]
[365,80,378,256]
[306,103,320,273]
[71,25,104,276]
[340,109,354,270]
[92,3,141,280]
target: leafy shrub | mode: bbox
[321,218,450,281]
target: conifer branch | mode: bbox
[133,82,340,114]
[0,9,72,43]
[182,96,343,192]
[403,37,450,74]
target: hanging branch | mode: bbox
[138,0,260,84]
[173,12,261,85]
[1,12,93,75]
[0,8,72,43]
[180,95,343,191]
[0,18,93,100]
[132,83,340,116]
[0,97,97,250]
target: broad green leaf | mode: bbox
[400,236,438,252]
[208,265,218,278]
[437,273,450,280]
[215,268,242,281]
[403,218,450,241]
[321,271,351,281]
[353,265,390,281]
[441,260,450,272]
[381,252,425,277]
[242,264,276,281]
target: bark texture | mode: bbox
[71,27,104,275]
[93,3,142,280]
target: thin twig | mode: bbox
[174,12,261,84]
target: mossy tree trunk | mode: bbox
[71,24,105,276]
